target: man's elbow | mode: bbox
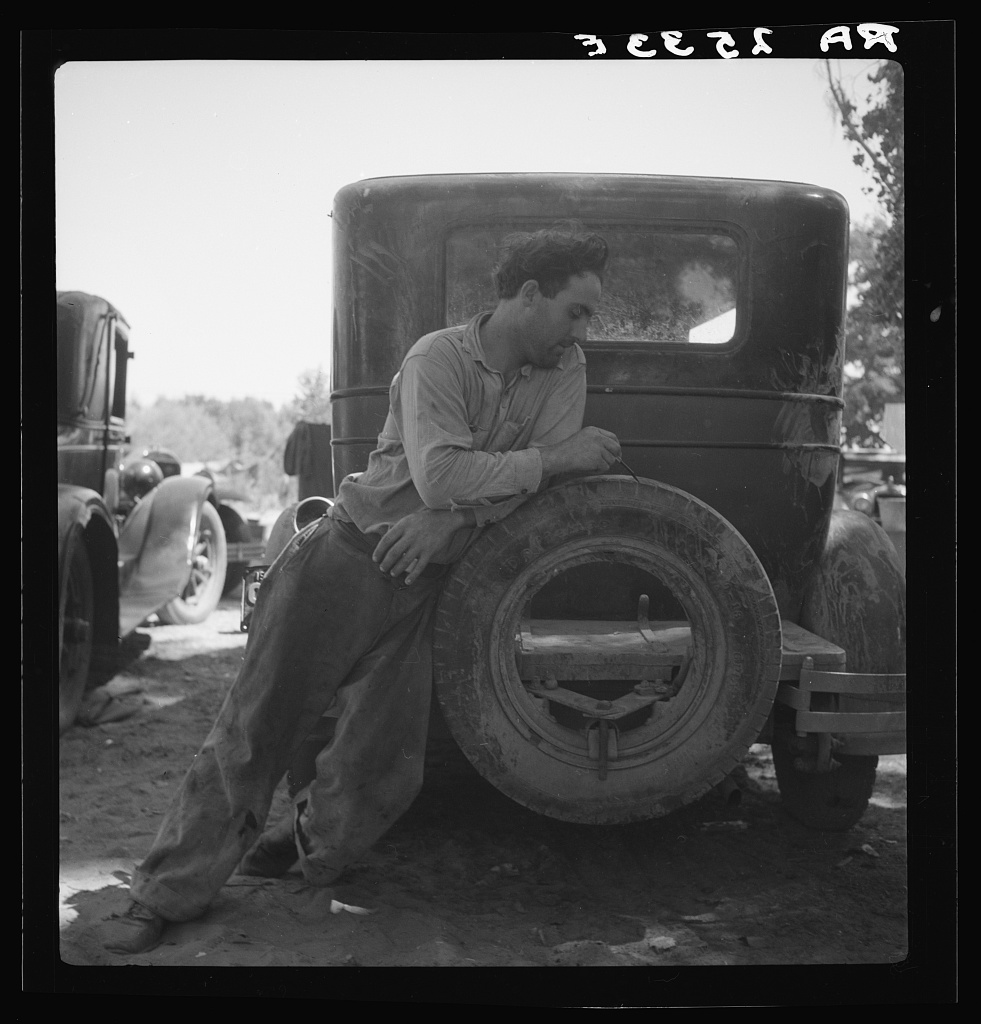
[414,450,469,508]
[414,476,454,509]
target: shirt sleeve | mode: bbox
[391,341,585,513]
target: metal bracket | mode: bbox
[777,655,907,770]
[586,718,619,780]
[525,676,671,720]
[636,594,666,650]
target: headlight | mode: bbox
[121,457,164,501]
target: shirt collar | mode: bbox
[463,312,533,379]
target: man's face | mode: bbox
[522,271,603,369]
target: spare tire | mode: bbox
[433,476,783,824]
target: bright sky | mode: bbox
[55,58,883,408]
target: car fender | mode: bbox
[117,474,215,634]
[204,468,251,505]
[790,509,906,756]
[800,510,906,675]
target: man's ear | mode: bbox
[518,279,541,305]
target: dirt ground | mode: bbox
[51,595,937,1000]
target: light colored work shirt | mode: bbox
[331,312,587,564]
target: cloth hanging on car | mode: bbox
[284,421,334,500]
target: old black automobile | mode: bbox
[271,173,907,831]
[56,291,263,733]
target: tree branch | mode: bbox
[823,61,896,202]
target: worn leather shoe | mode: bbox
[238,819,299,878]
[103,901,165,954]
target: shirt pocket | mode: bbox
[469,419,492,451]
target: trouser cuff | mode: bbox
[129,875,210,923]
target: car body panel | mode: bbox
[56,290,219,650]
[331,173,848,621]
[244,173,904,821]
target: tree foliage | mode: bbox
[283,365,332,425]
[129,394,285,466]
[825,59,904,447]
[126,398,232,462]
[125,367,332,510]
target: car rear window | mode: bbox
[445,225,740,346]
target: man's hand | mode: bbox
[373,508,471,584]
[539,426,622,476]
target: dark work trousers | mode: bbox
[129,514,444,922]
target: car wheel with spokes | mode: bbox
[157,501,228,625]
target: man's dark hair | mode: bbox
[493,227,610,300]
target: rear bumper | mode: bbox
[775,657,906,759]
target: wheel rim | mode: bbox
[487,537,727,772]
[180,514,219,606]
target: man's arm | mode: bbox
[376,344,620,582]
[392,346,543,510]
[372,410,623,584]
[374,410,623,585]
[394,340,620,510]
[372,505,475,583]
